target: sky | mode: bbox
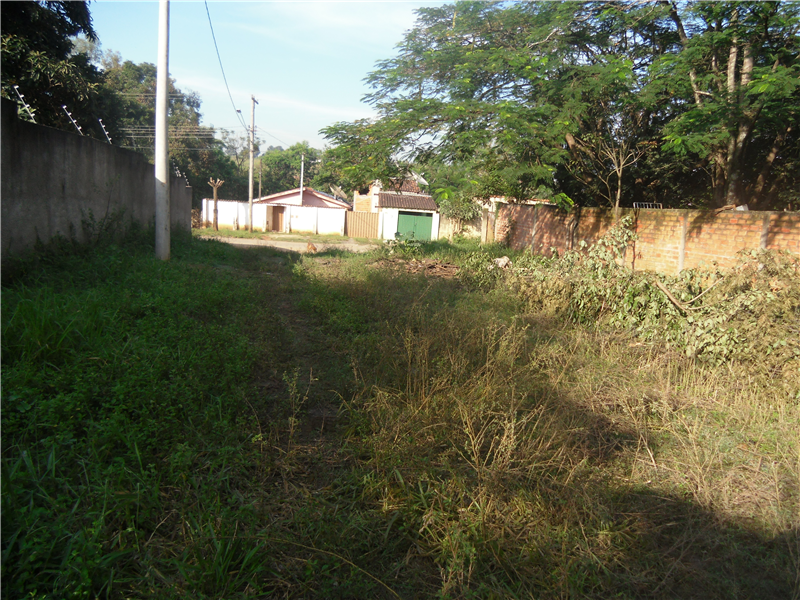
[90,1,445,150]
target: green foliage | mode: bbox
[456,217,800,374]
[99,58,233,206]
[0,1,110,137]
[1,233,269,599]
[322,0,800,210]
[260,142,320,195]
[318,118,411,193]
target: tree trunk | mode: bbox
[213,186,219,231]
[752,125,791,208]
[208,178,224,231]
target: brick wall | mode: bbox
[496,203,800,275]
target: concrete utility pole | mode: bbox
[248,95,258,232]
[154,0,170,260]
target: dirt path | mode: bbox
[199,235,378,254]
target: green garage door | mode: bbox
[397,211,433,241]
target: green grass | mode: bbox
[2,227,798,599]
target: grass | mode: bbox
[2,225,798,599]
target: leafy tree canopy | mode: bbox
[322,0,800,210]
[1,1,108,136]
[260,143,320,196]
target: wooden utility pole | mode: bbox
[208,178,224,231]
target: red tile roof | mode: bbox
[386,178,424,193]
[254,187,351,209]
[378,192,438,211]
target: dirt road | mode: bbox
[198,236,378,254]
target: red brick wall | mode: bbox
[496,204,800,275]
[632,210,683,274]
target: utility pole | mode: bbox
[154,0,170,260]
[248,95,258,232]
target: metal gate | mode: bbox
[345,211,379,239]
[397,211,433,241]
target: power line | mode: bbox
[204,0,248,131]
[260,128,290,148]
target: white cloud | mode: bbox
[228,1,429,55]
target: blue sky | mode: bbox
[90,1,445,149]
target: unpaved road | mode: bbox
[199,236,378,254]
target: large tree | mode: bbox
[98,58,244,206]
[321,0,799,210]
[259,143,321,196]
[0,1,110,138]
[661,1,800,208]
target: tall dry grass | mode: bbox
[302,248,799,598]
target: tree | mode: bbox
[208,178,224,231]
[1,1,109,138]
[259,143,320,195]
[99,58,243,206]
[661,1,800,208]
[321,1,799,210]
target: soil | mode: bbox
[372,257,460,278]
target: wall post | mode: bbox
[530,204,539,253]
[678,211,688,274]
[759,212,771,250]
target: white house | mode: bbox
[254,187,351,235]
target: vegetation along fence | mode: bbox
[497,203,800,274]
[345,211,379,239]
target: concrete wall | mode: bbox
[496,203,800,274]
[288,206,345,235]
[438,214,482,240]
[201,199,268,231]
[201,200,346,235]
[1,99,191,256]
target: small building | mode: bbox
[255,187,351,235]
[353,179,440,241]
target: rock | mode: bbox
[490,256,512,270]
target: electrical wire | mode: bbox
[204,1,248,131]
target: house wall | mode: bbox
[288,206,345,235]
[1,99,192,256]
[380,208,440,241]
[381,209,399,240]
[496,203,800,274]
